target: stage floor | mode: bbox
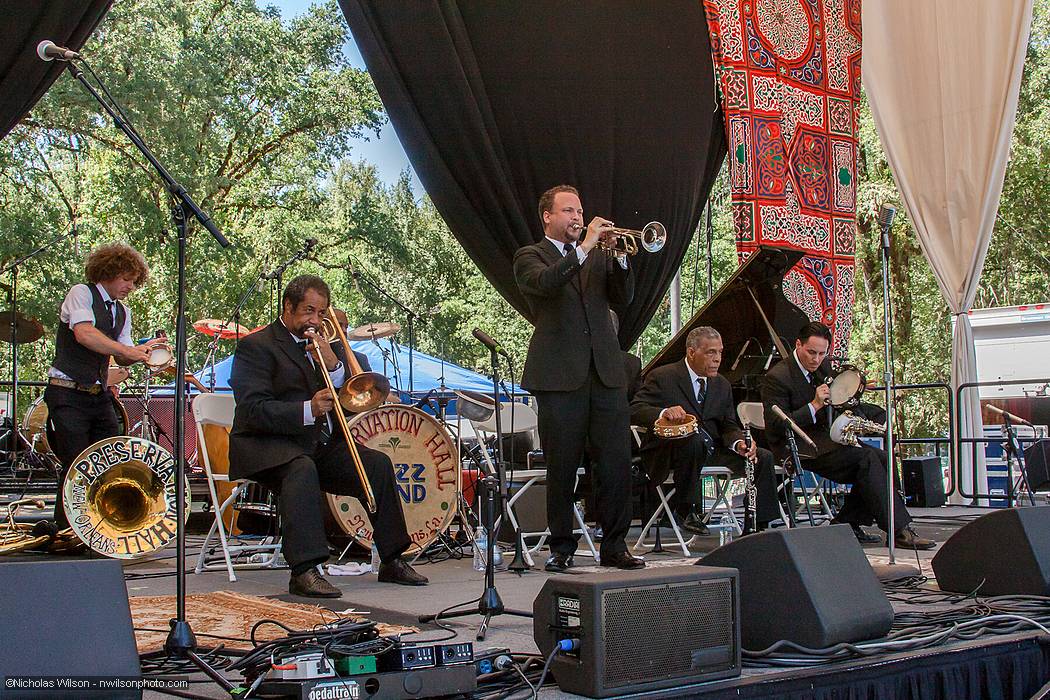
[104,505,1008,698]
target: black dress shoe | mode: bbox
[600,551,646,569]
[832,518,882,544]
[894,526,937,551]
[289,569,342,598]
[544,553,574,572]
[679,512,710,536]
[377,559,429,586]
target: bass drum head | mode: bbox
[325,405,459,555]
[24,394,130,457]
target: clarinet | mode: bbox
[742,421,757,535]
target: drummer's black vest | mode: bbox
[53,283,127,385]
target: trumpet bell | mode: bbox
[640,221,667,253]
[338,371,392,413]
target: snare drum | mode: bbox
[827,364,867,407]
[22,394,130,457]
[145,342,174,374]
[325,405,459,554]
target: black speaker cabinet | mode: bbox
[700,525,893,650]
[1024,439,1050,491]
[903,455,946,507]
[0,559,141,698]
[533,565,740,697]
[932,506,1050,596]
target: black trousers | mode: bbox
[534,366,632,559]
[804,445,910,534]
[44,384,120,529]
[254,439,412,573]
[667,439,781,525]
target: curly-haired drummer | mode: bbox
[44,242,161,529]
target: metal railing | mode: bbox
[954,377,1050,503]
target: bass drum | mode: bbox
[325,405,459,555]
[22,393,130,457]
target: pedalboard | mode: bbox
[258,665,477,699]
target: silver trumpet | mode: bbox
[574,221,667,255]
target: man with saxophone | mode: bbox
[514,185,644,572]
[44,242,159,531]
[760,321,935,550]
[229,274,426,597]
[631,326,780,534]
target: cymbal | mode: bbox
[193,318,250,339]
[0,311,44,344]
[347,321,401,340]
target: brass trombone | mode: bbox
[310,314,378,512]
[575,221,667,255]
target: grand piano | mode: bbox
[642,245,810,403]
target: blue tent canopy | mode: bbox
[182,340,521,399]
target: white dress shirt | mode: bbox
[793,349,820,423]
[48,283,133,383]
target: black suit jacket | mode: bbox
[228,320,351,479]
[623,351,642,402]
[513,239,633,391]
[630,361,744,453]
[760,356,837,461]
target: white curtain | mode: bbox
[862,0,1033,502]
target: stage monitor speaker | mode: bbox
[1024,439,1050,491]
[700,524,893,650]
[533,565,740,697]
[903,455,946,507]
[0,559,140,698]
[932,505,1050,596]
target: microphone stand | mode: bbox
[351,270,419,393]
[782,427,816,526]
[1001,413,1036,507]
[204,264,270,391]
[63,57,233,689]
[3,228,77,454]
[419,346,531,640]
[879,215,898,564]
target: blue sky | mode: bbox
[264,0,419,190]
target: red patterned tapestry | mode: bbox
[702,0,861,356]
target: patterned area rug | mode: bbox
[702,0,863,355]
[130,590,416,653]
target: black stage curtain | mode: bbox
[339,1,726,347]
[0,1,111,140]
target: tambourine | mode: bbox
[653,413,699,439]
[826,364,866,408]
[144,342,174,374]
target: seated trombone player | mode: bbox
[229,274,427,597]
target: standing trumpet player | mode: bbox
[44,242,160,530]
[513,185,644,572]
[229,274,426,597]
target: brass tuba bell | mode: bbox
[63,436,189,558]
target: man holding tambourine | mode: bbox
[43,242,163,530]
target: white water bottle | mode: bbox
[473,525,488,571]
[370,542,380,574]
[718,514,735,547]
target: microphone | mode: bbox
[770,405,818,450]
[36,40,80,62]
[472,328,509,357]
[986,404,1033,427]
[877,203,896,249]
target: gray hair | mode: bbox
[686,326,721,349]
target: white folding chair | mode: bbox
[475,401,598,565]
[632,426,694,555]
[193,393,282,581]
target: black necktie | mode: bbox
[104,300,114,328]
[696,377,706,406]
[563,243,574,257]
[297,338,332,442]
